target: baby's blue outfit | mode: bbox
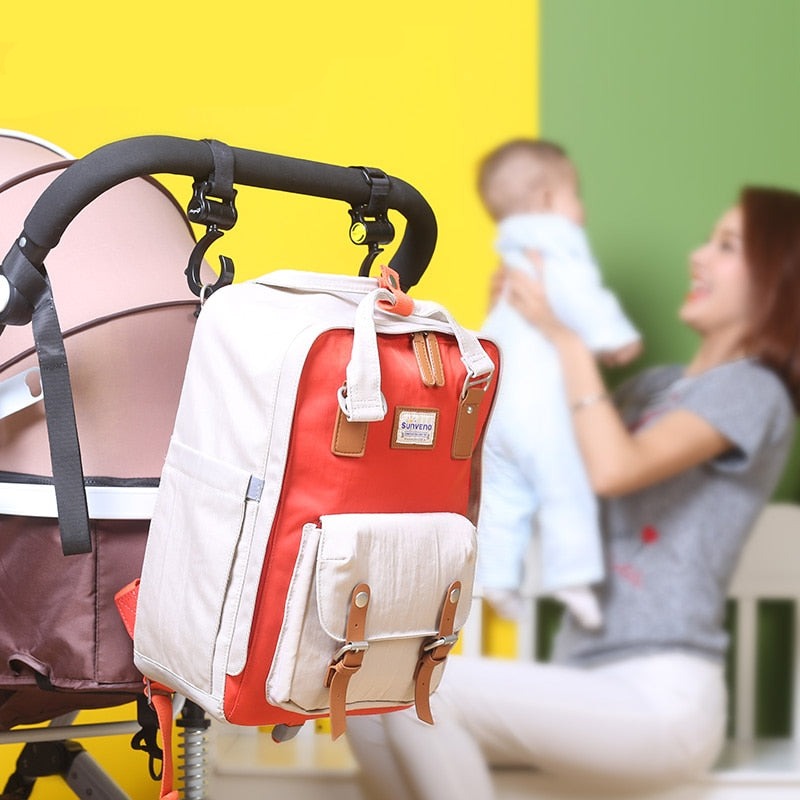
[478,213,640,593]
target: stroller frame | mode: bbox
[0,699,208,799]
[0,135,436,799]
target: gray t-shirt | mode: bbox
[555,359,795,666]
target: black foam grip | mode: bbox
[17,136,437,291]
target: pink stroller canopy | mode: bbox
[0,132,199,488]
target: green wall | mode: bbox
[539,0,800,736]
[540,0,800,500]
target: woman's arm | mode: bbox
[502,268,732,496]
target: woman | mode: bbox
[346,187,800,798]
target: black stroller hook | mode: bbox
[184,224,235,299]
[184,140,238,300]
[349,166,395,277]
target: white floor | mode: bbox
[208,722,800,800]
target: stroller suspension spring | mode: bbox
[176,700,210,800]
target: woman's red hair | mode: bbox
[742,186,800,412]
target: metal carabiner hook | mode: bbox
[185,225,235,299]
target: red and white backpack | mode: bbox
[128,267,499,739]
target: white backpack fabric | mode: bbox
[131,268,499,738]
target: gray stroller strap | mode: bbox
[2,245,91,555]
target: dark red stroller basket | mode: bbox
[0,131,200,728]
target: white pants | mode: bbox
[346,652,726,800]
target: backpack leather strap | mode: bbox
[324,582,371,740]
[413,580,462,724]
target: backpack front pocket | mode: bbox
[134,439,260,700]
[267,511,476,729]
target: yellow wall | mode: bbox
[1,1,538,329]
[0,2,538,797]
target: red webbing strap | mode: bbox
[114,579,140,641]
[114,579,179,800]
[146,682,179,800]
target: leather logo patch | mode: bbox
[392,407,439,449]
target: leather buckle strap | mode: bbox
[324,582,371,740]
[413,580,462,725]
[411,331,446,388]
[452,373,491,459]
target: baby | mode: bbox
[477,139,641,627]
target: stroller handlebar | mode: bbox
[0,135,438,323]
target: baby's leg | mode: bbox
[476,441,538,619]
[514,359,605,626]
